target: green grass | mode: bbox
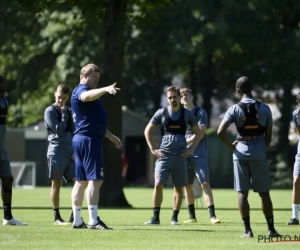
[0,188,299,250]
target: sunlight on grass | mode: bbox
[0,188,298,250]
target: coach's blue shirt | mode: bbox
[71,84,107,137]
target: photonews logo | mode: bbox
[258,235,300,243]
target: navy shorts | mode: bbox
[73,134,104,181]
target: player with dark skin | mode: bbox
[0,74,27,226]
[217,76,281,238]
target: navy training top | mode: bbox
[71,84,107,137]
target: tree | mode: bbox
[0,0,105,127]
[123,1,178,117]
[12,0,131,206]
[99,0,130,207]
[4,0,300,193]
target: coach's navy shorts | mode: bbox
[73,134,104,181]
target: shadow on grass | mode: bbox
[125,228,214,232]
[12,207,292,211]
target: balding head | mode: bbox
[236,76,252,94]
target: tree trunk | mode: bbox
[277,84,294,164]
[189,54,198,106]
[198,53,214,127]
[99,0,131,207]
[151,59,164,111]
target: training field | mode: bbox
[0,188,299,250]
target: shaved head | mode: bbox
[236,76,252,94]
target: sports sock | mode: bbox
[153,207,160,220]
[266,215,275,232]
[292,204,299,220]
[72,206,82,225]
[242,216,252,233]
[88,205,98,225]
[53,208,62,220]
[208,205,216,218]
[188,204,196,219]
[172,210,179,221]
[3,203,13,220]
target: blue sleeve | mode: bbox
[44,106,69,137]
[197,109,208,127]
[76,85,89,100]
[150,109,163,126]
[222,105,236,125]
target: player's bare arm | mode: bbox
[80,83,120,102]
[144,123,165,158]
[186,125,206,144]
[105,129,122,149]
[264,125,273,150]
[217,121,237,150]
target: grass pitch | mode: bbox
[0,187,299,249]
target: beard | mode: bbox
[171,102,178,108]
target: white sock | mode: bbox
[292,204,299,220]
[72,206,82,225]
[88,205,98,225]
